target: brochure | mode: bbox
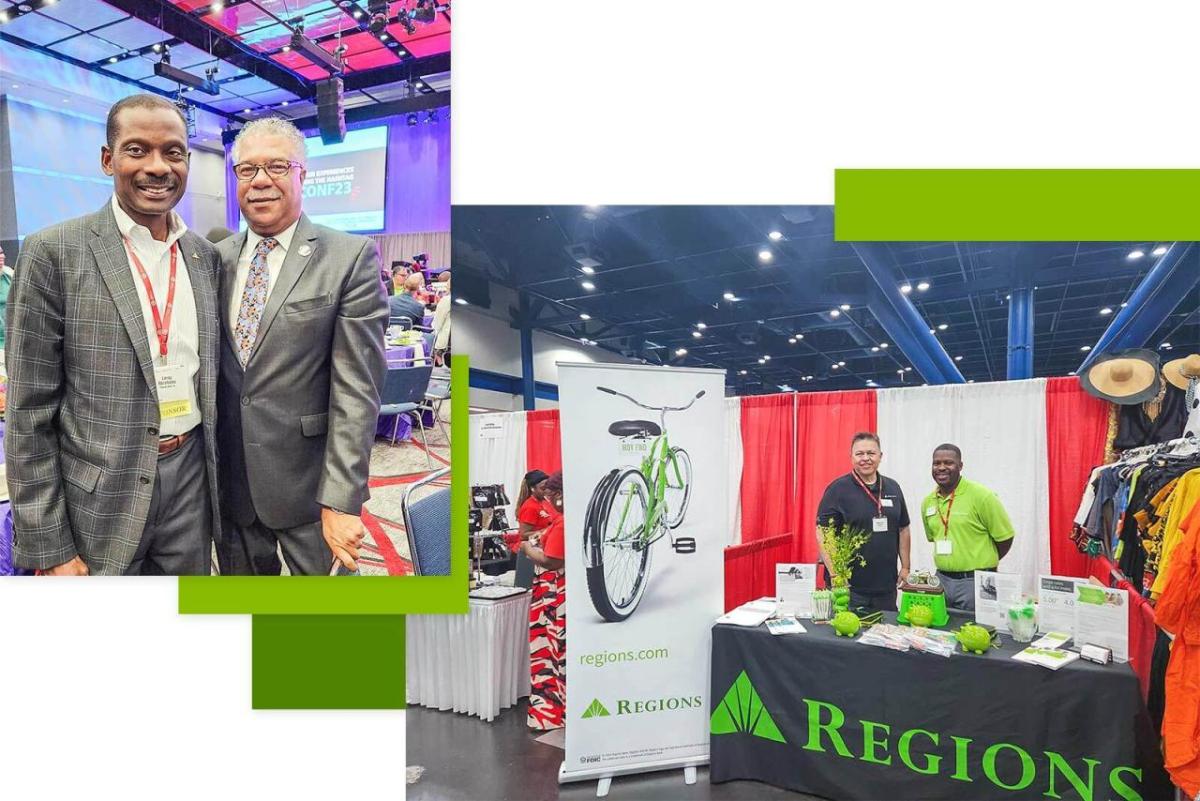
[973,571,1023,632]
[1074,584,1129,663]
[1031,631,1071,649]
[775,563,816,618]
[1012,646,1080,671]
[765,617,807,636]
[717,598,779,627]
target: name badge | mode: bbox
[873,516,888,533]
[156,363,193,420]
[925,506,937,517]
[935,540,953,555]
[881,498,894,508]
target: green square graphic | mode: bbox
[252,615,405,709]
[178,355,469,616]
[835,169,1200,241]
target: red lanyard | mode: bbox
[938,490,957,537]
[852,472,884,516]
[122,237,177,361]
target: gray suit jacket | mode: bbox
[4,203,222,574]
[216,215,387,530]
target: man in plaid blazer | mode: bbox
[216,117,387,575]
[4,94,221,575]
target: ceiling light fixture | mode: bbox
[758,358,766,364]
[900,283,912,294]
[768,230,783,241]
[581,281,595,291]
[739,370,748,375]
[832,364,840,370]
[954,355,963,361]
[1161,342,1173,349]
[692,331,702,338]
[696,322,706,330]
[579,313,590,320]
[1100,307,1112,315]
[762,355,771,361]
[675,348,687,356]
[839,304,850,311]
[830,309,841,318]
[723,291,735,301]
[1127,249,1145,260]
[917,280,930,291]
[1152,245,1167,256]
[788,337,797,344]
[1080,345,1091,352]
[879,342,888,349]
[838,361,846,367]
[758,249,773,263]
[937,323,948,331]
[454,297,467,305]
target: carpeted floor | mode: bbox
[358,409,451,575]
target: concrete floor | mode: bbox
[407,702,820,801]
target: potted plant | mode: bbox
[818,519,871,613]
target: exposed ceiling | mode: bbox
[452,205,1200,394]
[0,0,449,126]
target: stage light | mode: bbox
[579,313,590,320]
[1100,307,1112,315]
[1127,249,1145,260]
[758,249,773,263]
[380,33,389,40]
[281,100,289,106]
[768,230,783,241]
[917,280,930,291]
[353,9,362,17]
[108,56,118,63]
[367,0,389,32]
[900,283,912,294]
[152,43,161,52]
[1152,245,1167,256]
[211,0,224,10]
[282,44,290,52]
[406,113,418,126]
[581,281,595,291]
[290,28,345,73]
[426,109,439,124]
[411,0,436,23]
[242,108,250,113]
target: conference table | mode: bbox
[406,588,531,722]
[710,613,1171,801]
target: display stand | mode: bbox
[560,757,709,798]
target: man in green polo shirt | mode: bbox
[920,443,1014,612]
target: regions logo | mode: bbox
[709,670,786,743]
[581,698,611,719]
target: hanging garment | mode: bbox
[1115,385,1188,450]
[1155,495,1200,798]
[1185,378,1200,438]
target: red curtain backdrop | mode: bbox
[526,409,562,474]
[793,390,878,562]
[740,394,796,543]
[1045,376,1110,578]
[724,534,792,611]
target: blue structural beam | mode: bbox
[852,243,965,384]
[1006,286,1034,379]
[1079,242,1198,371]
[469,368,559,402]
[518,293,536,410]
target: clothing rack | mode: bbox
[1116,432,1200,463]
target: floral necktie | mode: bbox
[234,237,278,366]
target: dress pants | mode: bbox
[219,515,333,576]
[938,571,976,612]
[124,432,211,576]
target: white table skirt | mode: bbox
[406,591,531,722]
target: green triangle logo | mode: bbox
[710,671,786,743]
[582,698,611,719]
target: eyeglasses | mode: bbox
[232,160,302,182]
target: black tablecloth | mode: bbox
[710,615,1170,801]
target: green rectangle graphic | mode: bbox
[835,169,1200,241]
[251,615,405,709]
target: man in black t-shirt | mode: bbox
[815,432,911,612]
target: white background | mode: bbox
[559,363,725,777]
[5,1,1200,797]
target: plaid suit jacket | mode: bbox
[3,202,222,574]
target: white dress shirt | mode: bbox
[110,195,201,436]
[229,218,301,333]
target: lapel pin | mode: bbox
[298,244,313,257]
[192,252,200,259]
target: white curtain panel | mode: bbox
[875,379,1051,596]
[725,396,744,546]
[469,412,528,505]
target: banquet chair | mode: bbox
[424,365,451,445]
[403,467,451,576]
[378,365,435,467]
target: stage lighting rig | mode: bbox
[290,22,345,74]
[367,0,390,33]
[154,46,221,95]
[173,92,197,138]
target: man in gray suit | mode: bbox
[4,94,221,575]
[216,117,387,575]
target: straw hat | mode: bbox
[1162,353,1200,392]
[1079,349,1162,405]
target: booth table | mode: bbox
[406,590,531,722]
[710,614,1170,801]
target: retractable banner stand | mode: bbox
[558,363,727,788]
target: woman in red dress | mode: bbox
[520,471,566,730]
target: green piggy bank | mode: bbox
[956,624,993,654]
[908,605,934,628]
[832,611,861,637]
